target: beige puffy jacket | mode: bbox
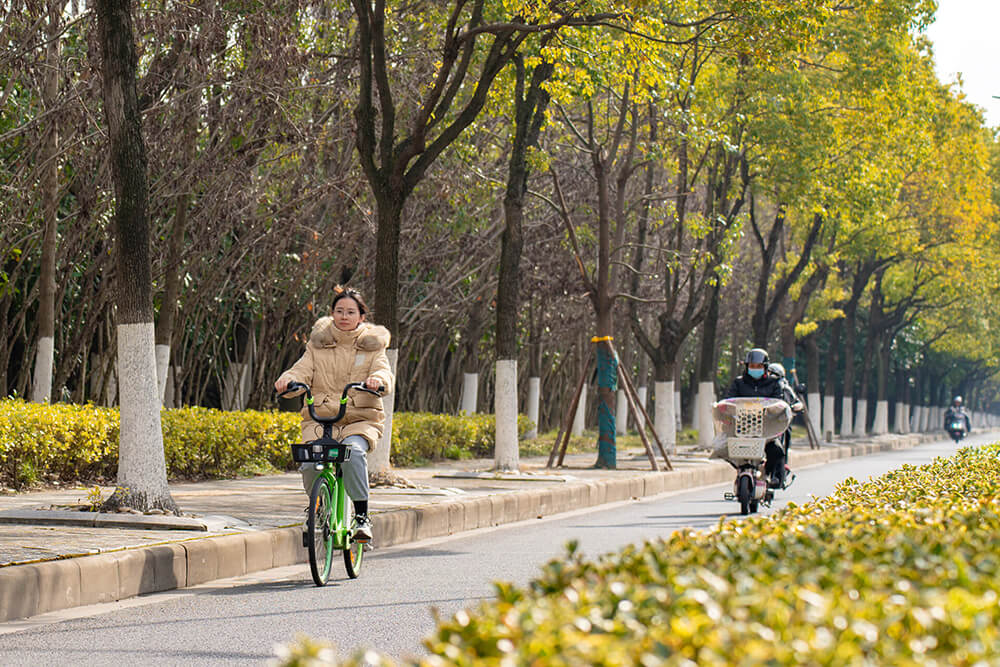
[277,318,394,450]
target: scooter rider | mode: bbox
[722,348,790,488]
[943,396,971,434]
[768,362,803,484]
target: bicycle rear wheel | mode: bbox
[342,499,364,579]
[307,476,335,586]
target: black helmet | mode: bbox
[744,348,769,366]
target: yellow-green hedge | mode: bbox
[390,412,534,467]
[278,442,1000,666]
[0,398,301,487]
[0,399,535,488]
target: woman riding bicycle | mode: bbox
[274,286,394,542]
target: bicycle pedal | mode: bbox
[301,531,309,548]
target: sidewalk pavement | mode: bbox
[0,432,942,622]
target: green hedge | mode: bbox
[0,399,301,487]
[0,399,535,488]
[390,412,534,467]
[277,442,1000,666]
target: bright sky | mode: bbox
[923,0,1000,128]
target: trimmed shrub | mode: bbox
[390,412,534,466]
[0,398,299,486]
[0,399,119,488]
[160,406,299,479]
[277,442,1000,666]
[0,399,536,487]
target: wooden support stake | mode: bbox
[608,341,673,471]
[615,360,658,471]
[546,357,591,468]
[801,406,821,449]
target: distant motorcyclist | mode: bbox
[722,349,789,488]
[767,362,802,486]
[943,396,971,435]
[768,362,804,412]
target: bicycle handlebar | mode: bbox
[278,381,384,425]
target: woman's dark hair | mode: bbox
[331,286,369,315]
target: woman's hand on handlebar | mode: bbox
[275,378,307,396]
[363,376,383,392]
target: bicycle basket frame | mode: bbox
[292,437,352,464]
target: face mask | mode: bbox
[747,368,765,379]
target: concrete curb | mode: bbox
[0,432,939,623]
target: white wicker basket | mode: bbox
[727,438,767,459]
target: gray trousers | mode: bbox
[299,434,370,502]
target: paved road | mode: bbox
[0,433,989,666]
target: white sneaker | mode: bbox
[352,514,373,542]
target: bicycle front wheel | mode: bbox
[307,476,335,586]
[342,499,364,579]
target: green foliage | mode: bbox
[277,442,1000,665]
[0,398,299,487]
[0,399,120,489]
[0,399,537,487]
[391,412,534,467]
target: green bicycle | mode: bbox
[281,381,380,585]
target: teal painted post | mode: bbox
[595,341,618,468]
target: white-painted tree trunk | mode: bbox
[695,381,716,448]
[872,399,889,434]
[918,405,928,432]
[637,385,648,429]
[525,376,540,439]
[222,362,251,411]
[823,395,836,441]
[691,387,700,434]
[105,369,118,407]
[155,343,170,405]
[116,322,172,503]
[655,381,677,453]
[572,384,587,436]
[371,349,398,475]
[494,360,519,471]
[853,398,868,436]
[674,389,682,432]
[30,336,55,403]
[616,389,628,435]
[461,372,479,414]
[841,396,854,437]
[894,401,906,433]
[807,392,822,437]
[164,366,178,408]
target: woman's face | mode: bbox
[333,296,364,331]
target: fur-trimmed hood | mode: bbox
[309,318,391,351]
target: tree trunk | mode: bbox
[822,318,841,440]
[805,334,821,435]
[592,140,616,468]
[695,284,720,446]
[494,57,552,469]
[154,105,196,405]
[96,0,177,514]
[841,301,858,436]
[31,6,61,404]
[853,319,875,436]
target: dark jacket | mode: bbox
[776,377,800,406]
[724,373,784,400]
[944,406,971,432]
